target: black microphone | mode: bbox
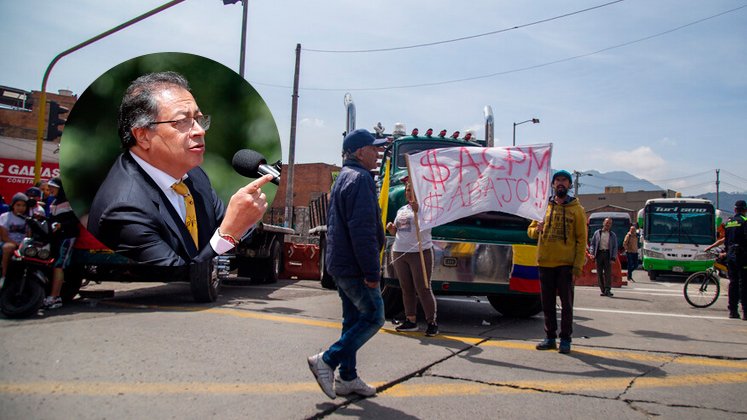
[231,149,281,185]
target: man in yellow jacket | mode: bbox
[527,170,587,354]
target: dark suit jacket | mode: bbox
[88,152,225,267]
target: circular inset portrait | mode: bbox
[59,52,281,270]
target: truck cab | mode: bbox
[378,130,541,318]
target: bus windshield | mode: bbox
[645,203,714,245]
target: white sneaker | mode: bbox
[43,296,62,310]
[307,352,335,399]
[335,376,376,397]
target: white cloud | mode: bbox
[300,118,326,128]
[608,146,668,179]
[659,137,677,147]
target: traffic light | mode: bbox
[46,101,68,141]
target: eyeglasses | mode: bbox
[148,115,211,132]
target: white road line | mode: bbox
[573,306,727,320]
[437,297,727,320]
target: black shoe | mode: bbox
[600,292,606,296]
[558,339,571,354]
[395,320,419,332]
[729,312,739,319]
[536,338,557,350]
[606,291,614,297]
[425,323,439,337]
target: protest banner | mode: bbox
[407,143,553,230]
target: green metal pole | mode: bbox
[34,0,187,183]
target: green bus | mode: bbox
[637,198,722,280]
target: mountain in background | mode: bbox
[696,192,747,214]
[575,170,662,194]
[576,170,747,212]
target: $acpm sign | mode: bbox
[408,144,553,230]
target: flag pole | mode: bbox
[405,155,429,290]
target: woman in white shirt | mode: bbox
[386,177,438,336]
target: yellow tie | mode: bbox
[171,181,198,246]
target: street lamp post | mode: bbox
[33,0,187,183]
[572,170,593,196]
[512,118,540,146]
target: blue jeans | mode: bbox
[323,276,385,381]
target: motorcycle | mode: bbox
[0,216,81,318]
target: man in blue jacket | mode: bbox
[589,217,619,297]
[307,128,387,399]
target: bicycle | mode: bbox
[683,249,727,308]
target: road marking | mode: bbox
[3,371,746,397]
[5,302,746,399]
[381,371,747,397]
[437,297,727,320]
[104,302,747,368]
[573,306,727,320]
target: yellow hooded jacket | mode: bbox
[527,197,588,276]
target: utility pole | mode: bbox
[572,170,592,197]
[716,169,720,210]
[239,0,248,77]
[284,43,301,228]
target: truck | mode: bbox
[636,198,721,280]
[313,94,542,318]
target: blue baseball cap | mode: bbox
[552,169,573,184]
[343,129,388,154]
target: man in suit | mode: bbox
[88,71,273,270]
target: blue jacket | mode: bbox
[325,159,385,281]
[589,228,618,261]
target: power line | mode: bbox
[288,4,747,92]
[721,169,747,183]
[720,181,747,191]
[646,170,714,183]
[675,181,717,191]
[303,0,626,53]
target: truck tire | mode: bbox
[190,260,220,303]
[487,294,542,318]
[648,270,657,281]
[381,284,404,320]
[318,235,336,290]
[264,240,282,284]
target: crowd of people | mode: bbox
[0,177,78,309]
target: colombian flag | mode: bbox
[509,244,540,293]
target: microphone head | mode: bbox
[232,149,267,178]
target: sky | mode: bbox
[2,0,746,196]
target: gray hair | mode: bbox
[118,71,191,149]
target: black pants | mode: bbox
[626,252,638,280]
[727,259,747,314]
[596,250,612,293]
[538,266,574,340]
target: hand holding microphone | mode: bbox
[231,149,281,185]
[220,150,281,239]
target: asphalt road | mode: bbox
[1,270,746,419]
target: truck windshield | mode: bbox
[645,203,714,245]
